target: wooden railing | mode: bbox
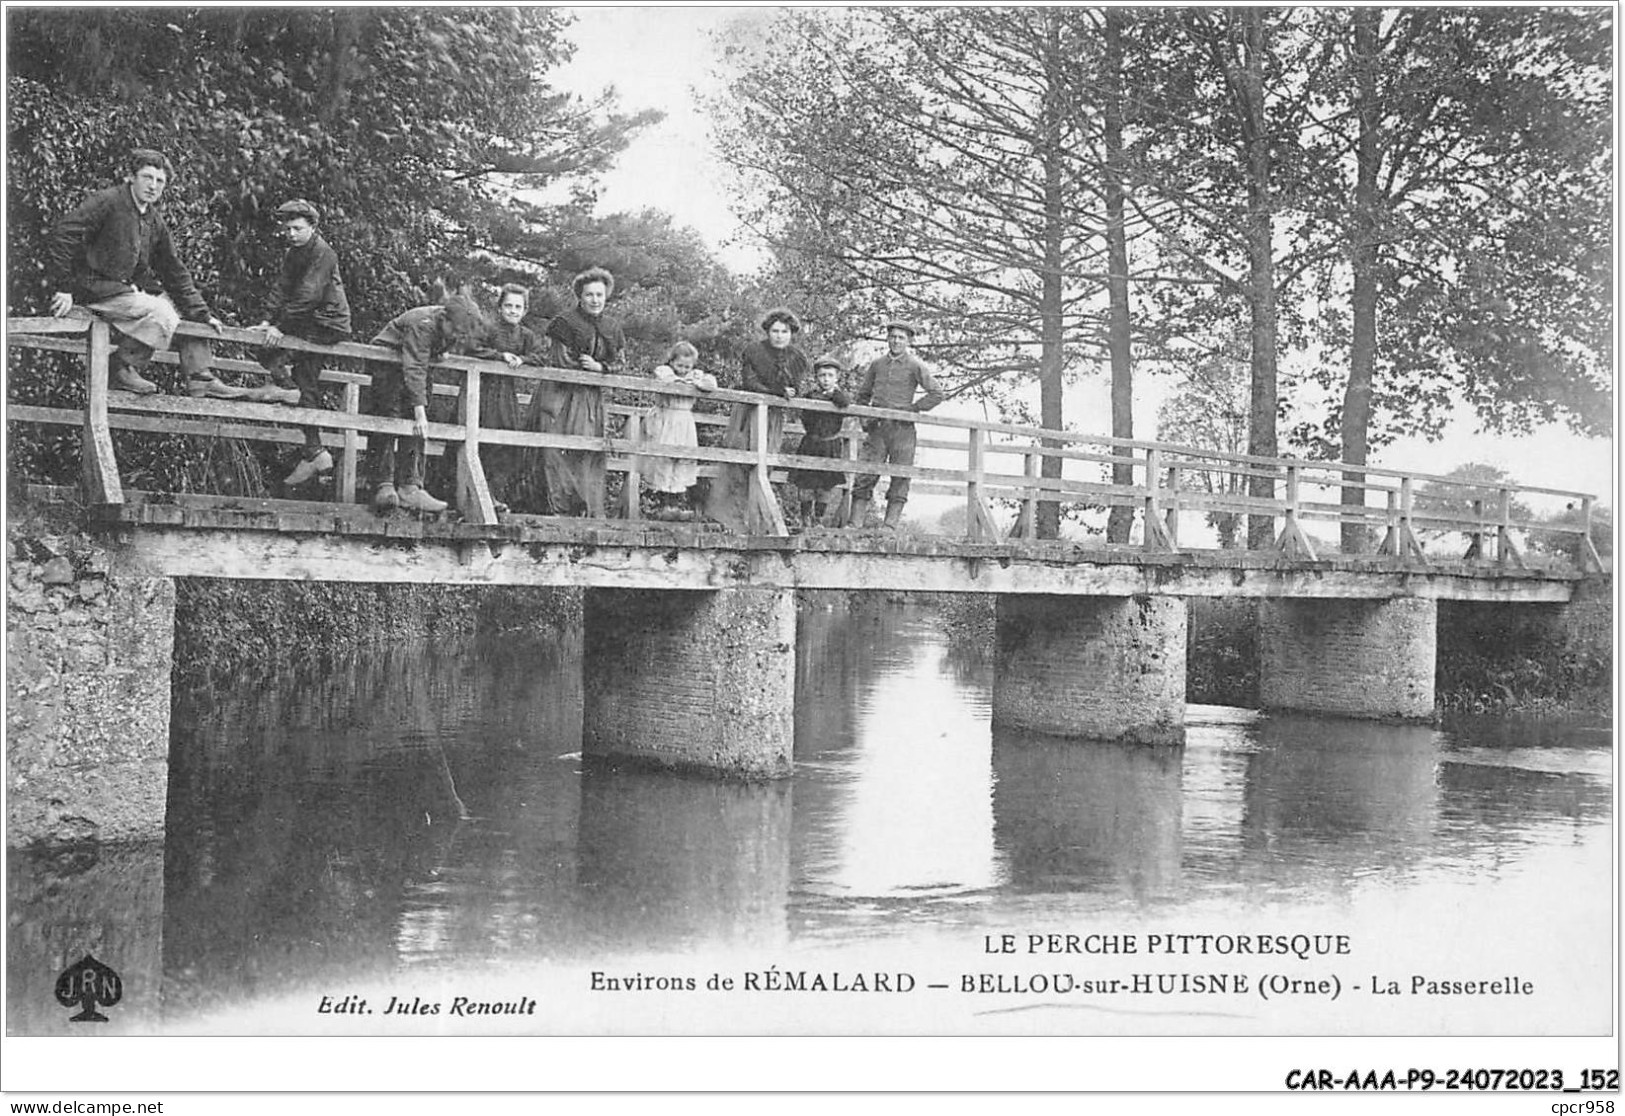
[4,314,1605,572]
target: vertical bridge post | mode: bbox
[81,319,123,505]
[966,427,999,540]
[455,362,498,524]
[623,411,643,522]
[1142,448,1174,550]
[340,382,361,504]
[1496,486,1525,569]
[747,400,787,536]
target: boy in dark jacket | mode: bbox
[367,295,485,514]
[45,147,231,396]
[253,199,353,487]
[788,353,852,529]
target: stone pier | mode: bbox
[582,588,795,778]
[7,530,175,846]
[992,594,1187,745]
[1259,597,1436,719]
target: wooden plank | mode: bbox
[1273,466,1318,560]
[749,400,788,536]
[965,428,999,541]
[340,383,361,504]
[455,364,498,525]
[1011,450,1039,540]
[1163,463,1181,549]
[623,411,642,522]
[9,315,92,335]
[1142,449,1175,551]
[81,320,123,504]
[15,403,352,451]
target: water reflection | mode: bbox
[161,636,586,1019]
[576,768,791,951]
[1234,716,1443,896]
[3,601,1612,1035]
[990,730,1183,901]
[793,604,996,900]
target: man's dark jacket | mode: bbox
[267,232,351,337]
[45,184,212,320]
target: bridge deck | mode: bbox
[86,490,1580,601]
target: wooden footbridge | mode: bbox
[5,314,1602,598]
[3,314,1608,836]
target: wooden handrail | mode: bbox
[10,318,1601,497]
[3,316,1602,566]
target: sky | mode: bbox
[550,6,1615,510]
[551,6,768,274]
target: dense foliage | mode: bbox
[6,8,688,491]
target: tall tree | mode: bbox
[710,8,1120,537]
[1097,8,1138,543]
[1304,8,1612,550]
[1121,9,1335,548]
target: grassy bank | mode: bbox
[173,580,581,690]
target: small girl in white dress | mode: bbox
[638,341,717,519]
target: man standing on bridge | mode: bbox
[45,147,235,398]
[847,318,943,531]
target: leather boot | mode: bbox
[396,484,448,514]
[882,499,905,530]
[110,363,159,394]
[241,383,302,405]
[187,373,250,400]
[372,482,399,512]
[284,449,334,487]
[846,497,870,530]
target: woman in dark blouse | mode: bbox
[702,307,810,531]
[528,267,623,517]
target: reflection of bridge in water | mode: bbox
[4,316,1607,848]
[8,622,1608,1034]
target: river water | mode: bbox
[6,600,1614,1037]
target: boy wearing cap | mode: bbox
[45,147,230,396]
[848,319,943,530]
[366,295,486,514]
[788,354,852,529]
[253,198,354,487]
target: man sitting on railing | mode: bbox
[252,198,354,489]
[848,318,943,531]
[367,295,486,514]
[44,147,239,399]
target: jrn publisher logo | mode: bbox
[55,954,123,1023]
